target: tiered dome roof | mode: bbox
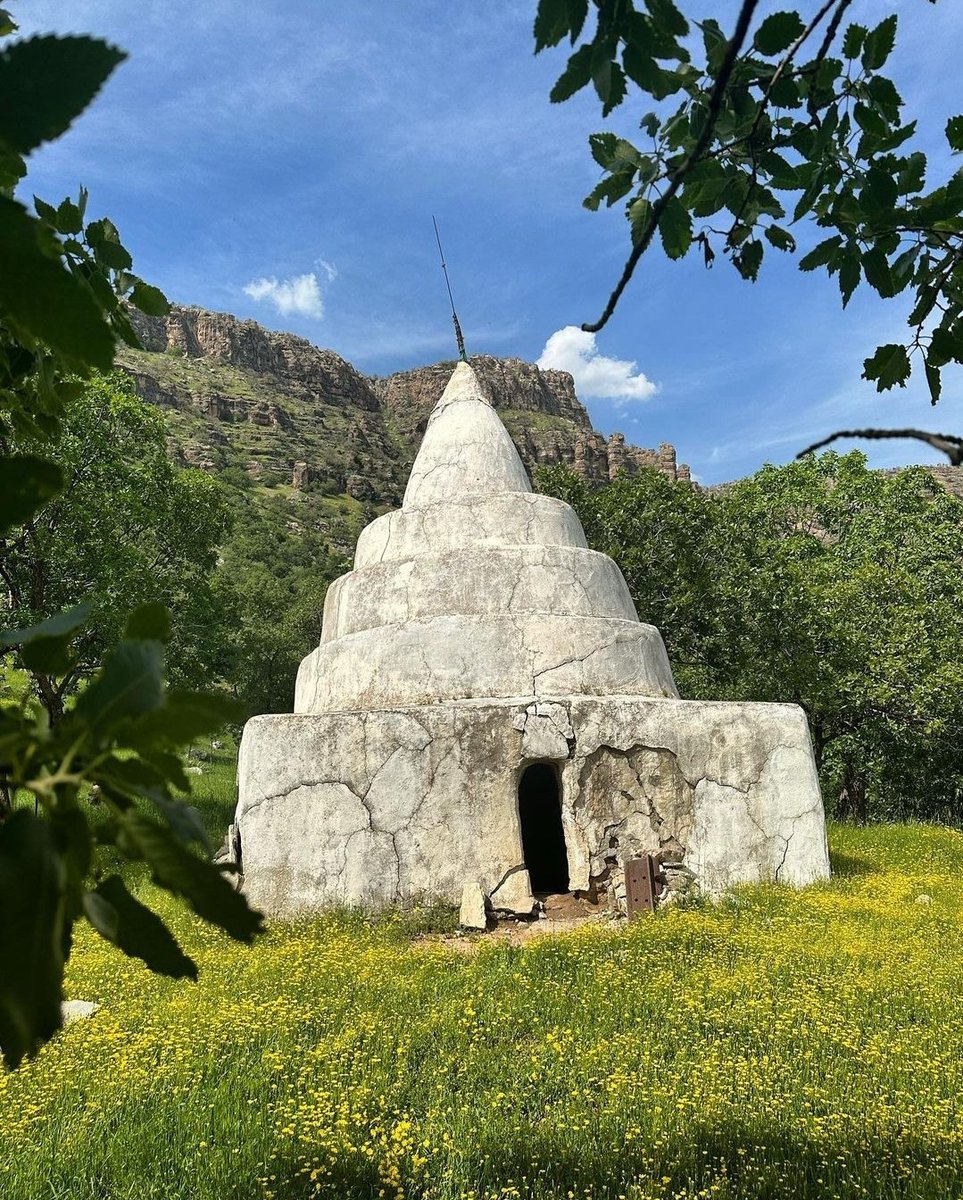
[295,362,677,713]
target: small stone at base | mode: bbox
[62,1000,100,1023]
[459,881,488,930]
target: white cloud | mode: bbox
[243,272,324,319]
[536,326,657,402]
[315,258,338,282]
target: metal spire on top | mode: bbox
[432,215,467,363]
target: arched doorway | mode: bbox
[518,762,569,894]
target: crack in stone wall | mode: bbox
[245,689,827,915]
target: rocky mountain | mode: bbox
[119,305,963,552]
[119,305,688,548]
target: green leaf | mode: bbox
[645,0,688,39]
[123,690,242,751]
[7,604,90,675]
[93,238,133,272]
[862,246,895,298]
[589,132,619,169]
[0,453,63,535]
[0,197,115,370]
[862,343,910,391]
[798,236,842,272]
[924,359,942,405]
[861,165,899,214]
[550,43,593,103]
[640,112,660,137]
[861,15,898,72]
[897,151,926,196]
[0,141,24,189]
[117,811,263,943]
[765,225,796,252]
[622,46,682,100]
[769,75,800,109]
[700,19,727,74]
[908,284,939,327]
[81,889,118,941]
[753,11,805,56]
[911,170,963,224]
[734,239,764,281]
[0,604,90,650]
[152,797,211,850]
[792,169,824,223]
[867,75,902,123]
[55,197,83,235]
[0,812,66,1070]
[947,116,963,153]
[33,195,58,223]
[594,59,627,116]
[628,197,652,245]
[0,35,125,155]
[890,244,920,292]
[854,103,887,139]
[583,173,634,210]
[929,324,963,367]
[838,250,861,307]
[85,876,198,980]
[658,196,691,259]
[534,0,575,51]
[842,23,867,60]
[74,639,165,733]
[125,603,171,643]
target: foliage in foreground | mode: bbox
[2,821,962,1200]
[0,17,262,1070]
[538,454,963,822]
[535,0,963,402]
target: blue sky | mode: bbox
[18,0,963,483]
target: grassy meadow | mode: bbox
[3,752,963,1200]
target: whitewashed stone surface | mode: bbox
[459,881,488,930]
[237,361,830,916]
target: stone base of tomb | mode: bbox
[235,696,829,918]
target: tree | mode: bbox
[534,0,963,423]
[214,496,348,718]
[1,373,232,723]
[537,455,963,820]
[535,463,723,683]
[0,16,262,1070]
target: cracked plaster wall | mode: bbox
[237,697,829,916]
[237,362,829,916]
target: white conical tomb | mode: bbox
[296,362,677,714]
[236,362,829,916]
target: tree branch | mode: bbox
[582,0,762,334]
[797,428,963,465]
[746,0,844,147]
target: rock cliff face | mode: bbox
[121,306,690,502]
[879,463,963,498]
[128,306,382,412]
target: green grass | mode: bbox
[3,766,963,1200]
[184,743,239,845]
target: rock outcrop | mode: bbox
[128,306,382,411]
[120,306,691,498]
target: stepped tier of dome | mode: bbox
[295,362,678,714]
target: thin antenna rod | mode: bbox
[432,215,467,362]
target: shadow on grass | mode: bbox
[829,850,878,877]
[259,1119,961,1200]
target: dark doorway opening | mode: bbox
[518,762,569,894]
